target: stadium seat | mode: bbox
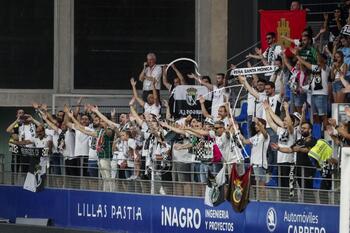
[241,122,249,138]
[235,102,248,122]
[312,123,322,139]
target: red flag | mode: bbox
[260,10,306,51]
[227,164,252,213]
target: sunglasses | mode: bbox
[266,37,272,40]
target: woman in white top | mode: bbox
[130,77,161,117]
[331,51,348,103]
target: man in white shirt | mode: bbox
[131,77,161,117]
[65,112,91,177]
[247,32,282,68]
[199,96,230,127]
[238,75,281,177]
[139,52,162,101]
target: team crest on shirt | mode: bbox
[186,87,198,106]
[232,179,243,203]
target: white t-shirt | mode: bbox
[276,127,295,164]
[72,124,90,157]
[63,130,75,159]
[142,65,162,91]
[144,103,161,117]
[259,93,282,127]
[213,117,230,127]
[249,133,270,169]
[45,129,59,153]
[32,135,52,155]
[262,44,282,65]
[114,139,136,167]
[247,93,256,116]
[87,127,98,161]
[172,137,196,163]
[310,65,330,96]
[214,132,231,163]
[270,71,283,94]
[19,123,36,147]
[211,85,229,119]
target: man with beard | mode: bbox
[64,106,91,177]
[66,108,115,192]
[271,122,317,203]
[238,75,281,178]
[199,96,230,127]
[247,32,282,67]
[188,73,228,119]
[269,56,285,96]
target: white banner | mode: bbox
[230,66,277,76]
[341,24,350,36]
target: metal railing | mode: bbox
[0,154,340,205]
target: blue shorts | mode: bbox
[332,80,344,93]
[292,92,307,107]
[311,95,328,116]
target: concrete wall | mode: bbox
[196,0,228,79]
[0,0,232,107]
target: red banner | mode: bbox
[260,10,306,51]
[227,164,252,213]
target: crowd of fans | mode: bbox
[4,1,350,203]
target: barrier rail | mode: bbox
[1,154,340,205]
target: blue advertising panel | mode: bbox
[0,186,339,233]
[246,202,338,233]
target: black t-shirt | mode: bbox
[293,137,317,166]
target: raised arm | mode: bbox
[73,97,83,117]
[159,121,186,135]
[90,106,117,129]
[40,104,58,125]
[264,101,284,127]
[187,73,213,90]
[129,106,144,127]
[281,35,297,45]
[130,78,145,107]
[283,102,294,134]
[294,54,312,71]
[263,101,278,133]
[41,112,59,132]
[271,143,294,153]
[26,114,41,127]
[282,51,293,72]
[199,95,211,119]
[152,78,160,106]
[66,111,97,137]
[172,64,186,84]
[238,75,259,99]
[139,62,147,82]
[162,100,172,121]
[6,118,20,134]
[162,65,172,90]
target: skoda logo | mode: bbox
[266,207,277,232]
